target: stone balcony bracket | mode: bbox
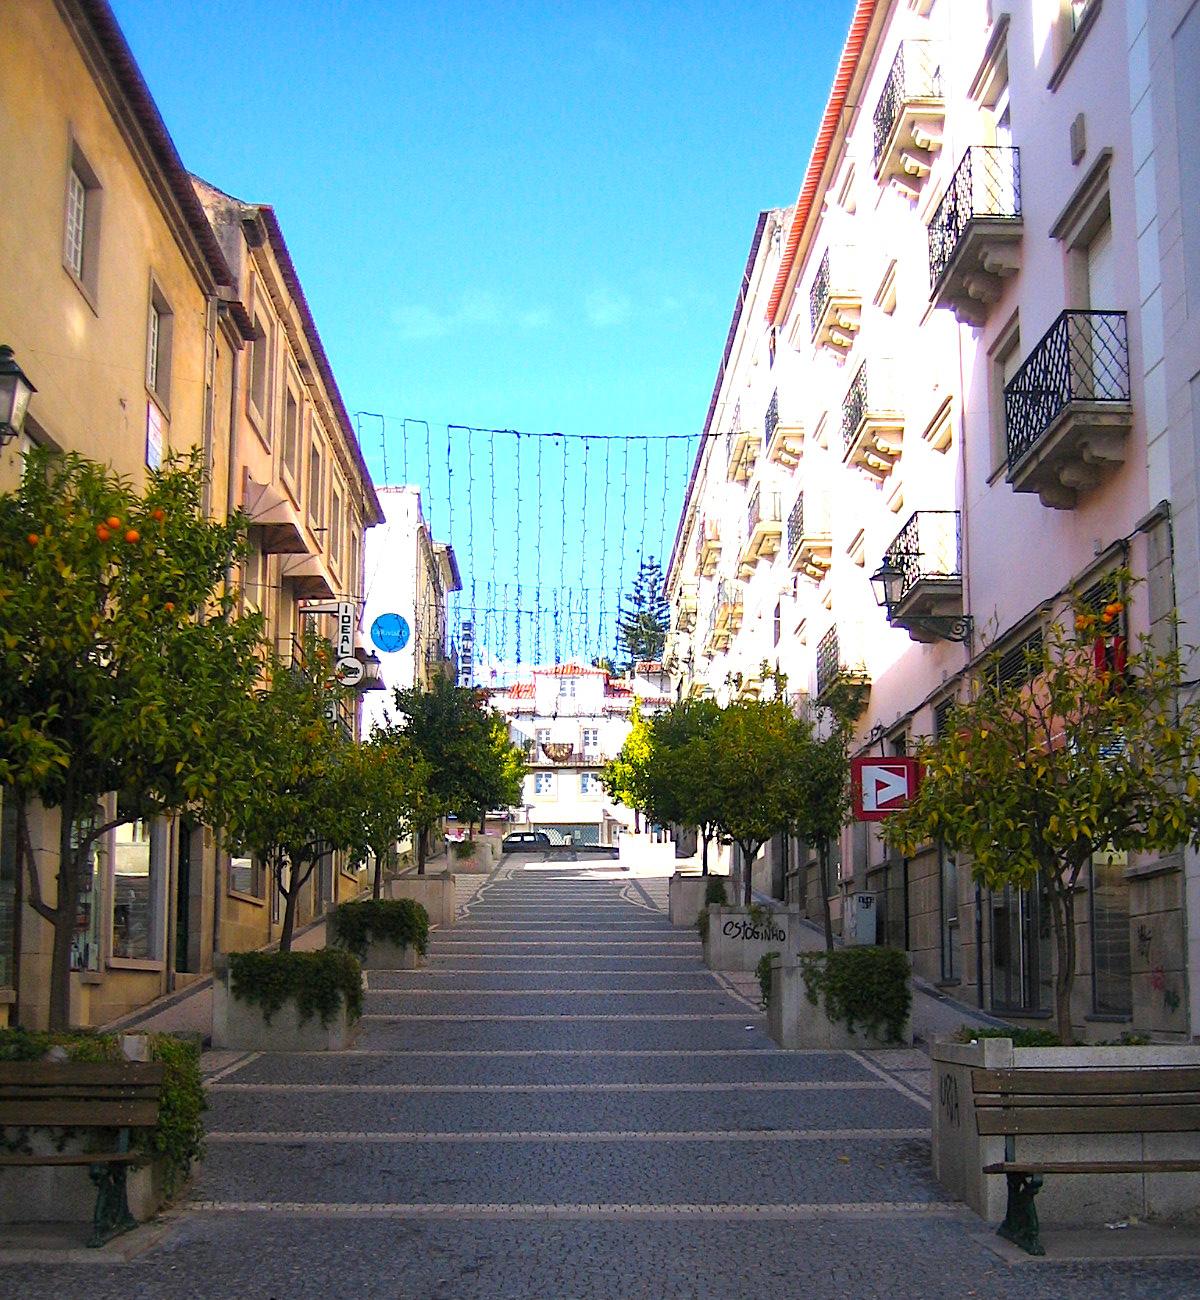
[1007,404,1132,509]
[766,421,805,469]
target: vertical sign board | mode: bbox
[851,757,921,821]
[459,620,474,686]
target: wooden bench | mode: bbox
[0,1060,165,1246]
[973,1065,1200,1255]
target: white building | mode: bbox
[361,485,461,733]
[491,661,671,846]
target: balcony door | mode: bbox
[1080,218,1124,401]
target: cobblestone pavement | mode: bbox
[6,855,1200,1298]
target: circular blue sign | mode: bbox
[371,613,410,653]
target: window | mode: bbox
[992,628,1044,693]
[70,811,103,972]
[536,727,551,752]
[349,531,361,598]
[939,844,960,981]
[145,282,174,409]
[308,439,324,525]
[1070,0,1093,34]
[1090,851,1132,1016]
[111,819,167,962]
[558,678,576,698]
[581,727,599,753]
[248,310,272,432]
[330,484,343,566]
[282,387,300,484]
[773,602,781,647]
[229,853,263,899]
[581,773,602,795]
[63,141,102,301]
[989,882,1052,1013]
[989,314,1021,474]
[534,772,554,795]
[0,791,16,988]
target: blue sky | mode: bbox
[111,0,855,664]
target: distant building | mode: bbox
[491,661,671,846]
[361,486,461,732]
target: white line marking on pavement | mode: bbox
[362,989,735,996]
[205,1052,262,1084]
[205,1128,929,1144]
[848,1051,933,1112]
[209,1080,891,1094]
[187,1201,956,1220]
[361,1013,760,1022]
[381,969,718,976]
[231,1048,854,1057]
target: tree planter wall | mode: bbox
[354,939,422,970]
[212,961,360,1052]
[702,905,803,972]
[669,873,733,927]
[767,960,913,1049]
[931,1038,1200,1225]
[385,871,456,928]
[0,1145,171,1227]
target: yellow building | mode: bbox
[0,0,382,1027]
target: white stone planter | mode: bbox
[702,905,803,972]
[346,938,423,970]
[767,959,912,1049]
[931,1038,1200,1225]
[212,966,359,1052]
[385,871,456,927]
[668,873,732,927]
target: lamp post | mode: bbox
[869,554,906,615]
[870,552,972,643]
[0,346,36,446]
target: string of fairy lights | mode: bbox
[353,414,704,678]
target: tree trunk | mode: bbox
[634,809,641,833]
[701,829,709,876]
[372,847,384,901]
[417,828,427,877]
[1048,867,1078,1045]
[742,845,753,908]
[48,795,82,1031]
[819,838,835,953]
[278,880,300,952]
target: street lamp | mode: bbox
[362,651,383,689]
[0,346,36,446]
[870,551,972,643]
[869,554,906,615]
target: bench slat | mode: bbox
[0,1153,145,1168]
[971,1067,1200,1095]
[974,1091,1200,1109]
[0,1062,165,1087]
[983,1160,1200,1175]
[0,1099,160,1128]
[977,1104,1200,1136]
[0,1085,162,1101]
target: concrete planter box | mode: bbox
[0,1146,172,1226]
[767,960,912,1049]
[350,938,423,970]
[931,1038,1200,1225]
[669,873,733,927]
[212,967,359,1052]
[449,844,492,873]
[385,871,456,928]
[702,905,803,973]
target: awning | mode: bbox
[242,474,309,555]
[280,552,335,599]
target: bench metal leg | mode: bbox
[88,1128,137,1248]
[996,1172,1045,1256]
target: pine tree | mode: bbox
[615,557,670,669]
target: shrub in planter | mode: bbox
[798,947,912,1045]
[228,948,364,1027]
[0,1028,205,1200]
[451,839,477,862]
[329,898,430,961]
[756,951,780,1008]
[704,878,728,907]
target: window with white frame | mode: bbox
[349,528,361,598]
[581,727,599,753]
[282,386,301,484]
[308,438,324,525]
[111,819,167,962]
[248,308,272,433]
[534,772,554,795]
[558,678,576,698]
[580,772,602,795]
[63,141,102,300]
[229,852,264,899]
[536,727,551,752]
[330,482,343,566]
[145,282,174,409]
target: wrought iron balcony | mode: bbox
[705,580,743,654]
[695,517,721,576]
[1004,310,1132,509]
[815,624,871,709]
[676,583,697,632]
[809,246,861,357]
[842,361,903,479]
[873,41,945,194]
[928,146,1022,325]
[741,486,783,571]
[787,492,832,578]
[763,388,803,468]
[876,510,969,643]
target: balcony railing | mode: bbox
[842,364,870,453]
[747,483,782,535]
[928,146,1022,291]
[764,391,779,446]
[1004,310,1130,468]
[815,624,870,708]
[873,41,943,170]
[885,510,962,606]
[787,495,806,559]
[809,248,831,337]
[816,627,841,698]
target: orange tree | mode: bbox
[641,697,723,873]
[341,734,431,899]
[0,449,264,1028]
[884,592,1200,1042]
[601,699,653,832]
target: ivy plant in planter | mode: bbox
[798,947,912,1045]
[0,1029,205,1199]
[756,951,780,1008]
[329,898,430,961]
[451,839,477,862]
[228,949,364,1027]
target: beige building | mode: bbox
[0,0,381,1027]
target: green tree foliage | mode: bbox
[0,449,264,1027]
[884,591,1200,1042]
[642,697,723,872]
[615,557,670,669]
[226,635,358,951]
[601,699,653,832]
[340,734,431,899]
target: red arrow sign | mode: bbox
[851,757,920,821]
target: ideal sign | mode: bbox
[851,757,920,821]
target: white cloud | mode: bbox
[393,291,551,341]
[585,287,632,328]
